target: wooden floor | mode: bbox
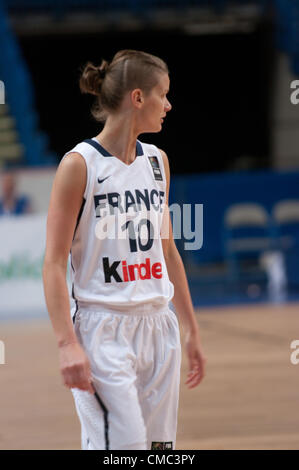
[0,303,299,450]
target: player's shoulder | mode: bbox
[55,151,87,194]
[157,148,170,175]
[60,138,97,164]
[59,151,86,172]
[157,147,168,160]
[62,136,97,165]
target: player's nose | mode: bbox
[165,98,172,112]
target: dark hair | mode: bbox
[79,49,169,122]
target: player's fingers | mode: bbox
[81,374,95,395]
[62,370,81,390]
[185,374,200,386]
[186,368,199,378]
[186,364,200,378]
[192,357,206,377]
[67,377,94,394]
[185,363,205,387]
[76,380,94,394]
[185,369,199,384]
[61,362,91,392]
[82,360,95,394]
[75,365,94,394]
[186,372,203,389]
[61,362,82,387]
[186,373,197,383]
[84,362,95,394]
[187,364,200,373]
[187,363,200,371]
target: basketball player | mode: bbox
[42,50,206,450]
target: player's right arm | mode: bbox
[42,152,94,394]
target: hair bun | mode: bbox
[79,59,108,96]
[98,60,108,79]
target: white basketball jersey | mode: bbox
[62,137,174,313]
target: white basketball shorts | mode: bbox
[71,303,182,450]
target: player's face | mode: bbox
[140,73,171,133]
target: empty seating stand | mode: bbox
[0,103,24,167]
[0,0,56,167]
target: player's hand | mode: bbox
[184,330,207,389]
[58,341,94,394]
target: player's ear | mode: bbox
[131,89,144,108]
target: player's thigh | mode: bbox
[138,309,181,448]
[72,311,148,449]
[72,375,147,450]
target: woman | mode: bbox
[43,49,206,450]
[0,170,32,215]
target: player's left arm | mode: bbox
[159,149,207,389]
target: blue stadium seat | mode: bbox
[223,202,275,286]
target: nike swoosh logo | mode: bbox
[97,176,110,184]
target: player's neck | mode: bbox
[96,113,140,165]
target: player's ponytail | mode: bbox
[79,60,108,96]
[79,50,168,123]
